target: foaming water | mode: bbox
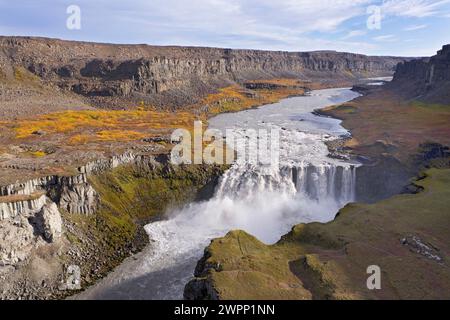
[74,88,360,300]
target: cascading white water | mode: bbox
[216,162,356,205]
[74,87,361,300]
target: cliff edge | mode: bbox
[390,44,450,104]
[0,36,406,117]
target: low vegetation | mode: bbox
[321,89,450,162]
[29,150,47,157]
[196,79,309,115]
[0,78,310,153]
[13,109,199,138]
[192,168,450,300]
[13,66,42,85]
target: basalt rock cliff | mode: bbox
[0,36,406,114]
[390,44,450,104]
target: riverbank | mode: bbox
[185,85,450,300]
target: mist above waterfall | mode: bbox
[157,162,356,245]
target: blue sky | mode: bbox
[1,0,449,56]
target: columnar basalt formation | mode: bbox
[0,151,174,270]
[0,151,139,220]
[0,150,226,299]
[0,194,47,220]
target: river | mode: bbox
[74,87,360,300]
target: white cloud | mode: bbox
[342,30,367,39]
[381,0,450,18]
[404,24,428,31]
[98,0,378,52]
[101,0,448,52]
[373,34,396,41]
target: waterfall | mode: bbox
[215,163,357,205]
[295,164,357,204]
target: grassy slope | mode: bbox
[199,168,450,300]
[320,88,450,162]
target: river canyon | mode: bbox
[74,87,361,299]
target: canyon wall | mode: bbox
[0,150,226,299]
[391,44,450,104]
[0,36,406,110]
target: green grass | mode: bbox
[411,101,450,111]
[84,163,225,246]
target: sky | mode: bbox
[1,0,450,57]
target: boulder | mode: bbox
[0,216,35,265]
[36,201,62,242]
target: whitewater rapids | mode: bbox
[74,87,360,299]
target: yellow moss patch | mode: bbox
[246,78,304,86]
[96,130,147,141]
[29,150,47,157]
[13,67,26,81]
[200,81,307,116]
[68,134,90,145]
[13,66,41,83]
[11,109,200,140]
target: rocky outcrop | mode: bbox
[0,178,98,219]
[53,174,96,215]
[0,194,47,220]
[0,176,56,197]
[0,196,63,266]
[184,248,221,300]
[355,154,413,203]
[184,278,220,300]
[0,151,139,220]
[391,44,450,104]
[35,201,62,242]
[0,36,406,109]
[78,152,137,174]
[55,175,98,215]
[0,215,36,266]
